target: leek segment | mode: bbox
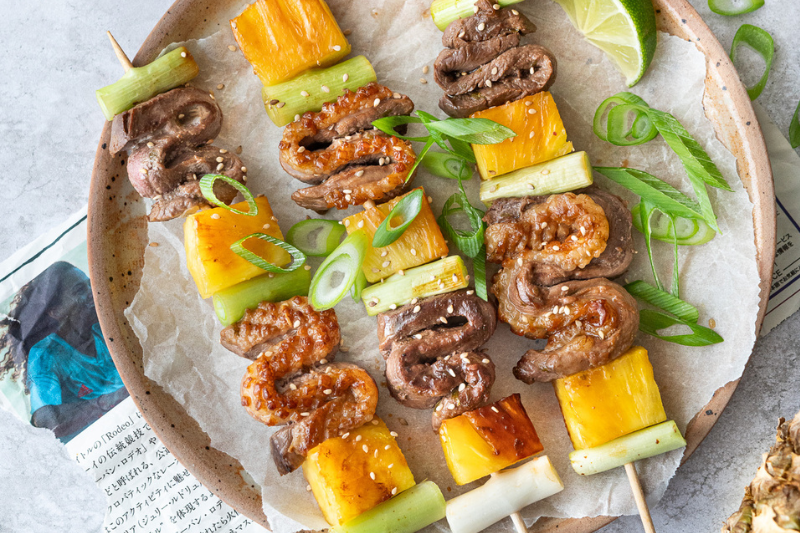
[569,420,686,476]
[309,230,368,311]
[96,47,199,121]
[212,269,311,326]
[287,219,346,257]
[430,0,525,31]
[360,256,468,316]
[479,151,593,205]
[263,56,377,127]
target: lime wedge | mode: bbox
[553,0,657,86]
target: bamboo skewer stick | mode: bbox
[624,462,656,533]
[106,31,133,72]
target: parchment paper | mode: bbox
[125,1,761,531]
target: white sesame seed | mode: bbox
[388,464,394,469]
[372,268,380,273]
[414,334,422,339]
[485,80,492,88]
[147,141,155,148]
[423,65,430,74]
[301,412,309,416]
[413,305,421,313]
[342,73,349,82]
[298,146,306,154]
[301,90,309,97]
[391,487,398,495]
[482,358,490,364]
[420,78,428,85]
[528,108,536,115]
[344,219,351,226]
[216,156,224,163]
[341,432,349,439]
[215,163,224,171]
[458,383,466,392]
[553,245,560,251]
[293,319,301,328]
[562,286,569,291]
[393,92,401,99]
[411,248,417,256]
[241,166,247,172]
[373,98,381,107]
[345,194,352,202]
[363,444,369,453]
[321,85,330,93]
[139,168,148,175]
[512,9,519,15]
[473,5,479,12]
[517,257,523,266]
[210,213,220,220]
[528,183,536,190]
[478,22,485,31]
[382,261,390,268]
[306,484,312,492]
[491,67,498,76]
[461,353,469,360]
[374,449,379,458]
[436,403,444,411]
[448,368,456,377]
[458,30,466,39]
[411,298,419,304]
[564,307,571,315]
[289,383,297,390]
[356,170,365,177]
[356,435,362,442]
[180,51,187,58]
[228,45,237,52]
[390,431,398,437]
[491,406,499,413]
[357,220,365,228]
[440,317,448,324]
[380,250,388,257]
[581,226,587,235]
[490,185,498,192]
[493,3,500,9]
[390,304,397,310]
[294,114,301,121]
[467,290,474,295]
[541,169,551,175]
[333,45,342,51]
[303,264,311,271]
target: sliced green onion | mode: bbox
[569,420,686,476]
[480,152,594,205]
[309,230,369,310]
[430,0,525,31]
[421,151,473,180]
[199,174,258,215]
[230,233,306,273]
[212,269,311,326]
[473,246,488,301]
[730,24,774,100]
[262,56,377,127]
[372,189,424,248]
[639,309,723,346]
[361,256,469,316]
[438,182,485,258]
[371,115,428,142]
[709,0,764,15]
[593,92,657,146]
[426,118,516,145]
[332,481,446,533]
[96,46,199,121]
[631,203,716,245]
[625,280,699,323]
[286,219,345,257]
[350,270,368,302]
[790,100,800,149]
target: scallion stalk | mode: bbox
[199,174,257,215]
[790,100,800,149]
[286,219,346,257]
[569,420,686,476]
[430,0,525,31]
[372,189,424,248]
[624,280,699,323]
[639,309,723,346]
[479,152,594,205]
[309,230,369,310]
[212,269,311,326]
[421,151,473,180]
[708,0,764,16]
[351,270,368,302]
[631,203,715,245]
[730,24,774,100]
[332,481,446,533]
[262,56,377,127]
[96,46,199,121]
[361,256,469,316]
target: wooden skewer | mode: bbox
[107,31,134,72]
[624,462,656,533]
[489,472,528,533]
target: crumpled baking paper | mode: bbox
[126,1,761,531]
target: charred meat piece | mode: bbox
[434,0,556,117]
[222,297,378,475]
[484,188,634,285]
[492,262,639,382]
[279,83,416,211]
[110,87,245,221]
[377,290,497,430]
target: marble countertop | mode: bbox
[1,1,798,532]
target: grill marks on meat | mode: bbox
[110,87,245,222]
[492,266,639,382]
[223,297,378,475]
[377,290,497,430]
[279,83,416,212]
[434,0,557,117]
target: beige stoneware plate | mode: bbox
[87,0,776,530]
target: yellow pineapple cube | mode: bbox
[230,0,350,86]
[184,196,290,298]
[439,394,544,485]
[554,346,667,450]
[302,418,415,527]
[343,188,449,283]
[470,92,574,180]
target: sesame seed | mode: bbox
[709,318,717,329]
[391,487,398,495]
[344,29,352,36]
[562,286,569,291]
[298,147,306,154]
[344,219,351,227]
[467,290,474,295]
[228,45,237,52]
[477,22,485,31]
[436,403,444,411]
[139,168,147,175]
[390,431,398,437]
[419,78,427,84]
[460,353,468,360]
[209,93,215,100]
[572,235,579,241]
[482,358,490,364]
[512,9,519,15]
[342,73,349,83]
[357,220,365,228]
[306,484,312,492]
[388,463,394,469]
[372,268,380,273]
[440,316,448,324]
[289,383,297,390]
[355,435,362,442]
[345,194,352,202]
[398,270,405,276]
[485,80,492,88]
[333,45,341,51]
[321,85,330,93]
[241,166,247,172]
[149,242,160,248]
[414,334,422,339]
[356,170,365,177]
[147,141,155,148]
[553,245,560,251]
[473,5,479,12]
[411,298,418,304]
[390,304,397,310]
[180,51,187,58]
[304,264,311,271]
[458,383,466,392]
[374,450,379,458]
[491,67,498,76]
[393,92,401,99]
[300,90,309,97]
[382,261,390,268]
[517,257,523,266]
[493,3,500,9]
[294,114,301,121]
[293,319,301,328]
[541,169,551,175]
[491,406,499,413]
[363,445,369,453]
[598,330,605,339]
[411,248,417,256]
[564,307,571,315]
[380,250,388,257]
[413,306,421,313]
[528,108,537,115]
[542,222,548,228]
[528,183,536,190]
[276,101,286,108]
[448,368,456,377]
[210,213,220,220]
[341,432,350,439]
[301,412,309,416]
[216,156,224,163]
[216,163,224,171]
[217,83,224,90]
[458,30,466,39]
[490,185,498,192]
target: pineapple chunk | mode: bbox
[303,418,415,527]
[439,394,544,485]
[554,346,667,451]
[470,92,574,180]
[231,0,350,87]
[343,188,448,283]
[184,196,290,299]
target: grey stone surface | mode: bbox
[0,1,797,532]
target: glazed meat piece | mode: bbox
[434,0,557,117]
[222,297,378,475]
[279,83,416,211]
[110,87,246,221]
[377,290,497,430]
[492,261,639,382]
[484,188,634,285]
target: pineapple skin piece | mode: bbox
[230,0,350,87]
[722,411,800,533]
[554,346,667,450]
[184,196,290,299]
[470,92,574,181]
[302,418,416,527]
[343,187,449,283]
[439,394,544,485]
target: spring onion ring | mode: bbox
[730,24,774,100]
[631,203,716,246]
[790,100,800,149]
[199,174,258,216]
[350,270,368,302]
[593,92,656,146]
[286,219,346,257]
[708,0,764,16]
[230,233,306,273]
[421,151,472,180]
[309,230,369,310]
[372,189,424,248]
[437,183,485,258]
[473,247,488,301]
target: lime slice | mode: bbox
[553,0,657,86]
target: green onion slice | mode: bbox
[425,117,516,144]
[199,174,258,216]
[370,115,429,142]
[421,151,473,180]
[309,230,369,310]
[372,189,424,248]
[286,219,346,257]
[790,100,800,149]
[709,0,764,15]
[473,246,488,301]
[730,24,774,100]
[639,309,723,346]
[351,270,368,302]
[437,182,486,258]
[593,92,657,145]
[625,280,699,323]
[631,203,716,246]
[230,233,306,273]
